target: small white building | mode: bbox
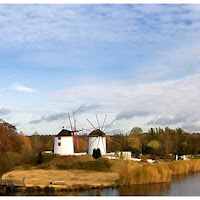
[54,129,74,155]
[118,151,132,160]
[88,129,106,156]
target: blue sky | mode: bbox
[1,4,200,135]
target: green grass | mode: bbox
[56,157,111,172]
[191,155,200,159]
[33,155,112,172]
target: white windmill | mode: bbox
[54,111,82,155]
[86,115,117,158]
[54,128,74,155]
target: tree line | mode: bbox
[107,127,200,159]
[1,119,200,176]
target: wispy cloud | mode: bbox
[0,108,11,116]
[48,73,200,128]
[10,84,39,93]
[29,112,67,124]
[116,110,151,120]
[124,71,169,82]
[181,123,200,132]
[75,104,101,114]
[0,5,200,47]
[146,113,199,126]
[29,104,101,124]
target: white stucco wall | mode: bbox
[88,136,106,155]
[54,136,74,155]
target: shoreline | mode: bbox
[2,159,200,193]
[2,171,200,194]
[17,183,119,193]
[2,169,119,193]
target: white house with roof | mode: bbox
[54,128,74,155]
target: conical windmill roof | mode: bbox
[89,129,106,137]
[56,129,72,136]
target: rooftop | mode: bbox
[89,129,106,137]
[56,129,72,137]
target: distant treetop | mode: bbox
[130,127,143,135]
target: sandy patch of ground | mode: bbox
[2,169,118,188]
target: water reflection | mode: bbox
[117,183,171,196]
[0,183,171,196]
[170,173,200,196]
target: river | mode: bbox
[1,172,200,196]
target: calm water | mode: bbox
[2,173,200,196]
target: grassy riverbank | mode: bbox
[2,156,118,191]
[2,156,200,191]
[2,169,118,190]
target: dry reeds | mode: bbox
[167,159,200,175]
[167,161,190,175]
[117,159,200,186]
[117,162,171,185]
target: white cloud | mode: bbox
[0,5,200,48]
[47,73,200,132]
[0,108,11,115]
[4,73,200,135]
[181,123,200,132]
[11,84,39,93]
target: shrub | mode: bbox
[72,158,111,171]
[42,153,56,163]
[37,152,43,165]
[38,163,51,169]
[0,152,21,177]
[56,157,111,172]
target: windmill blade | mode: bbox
[101,115,107,131]
[80,129,91,136]
[73,110,84,131]
[96,114,100,130]
[88,136,98,148]
[72,110,76,131]
[76,136,80,151]
[87,119,97,130]
[106,139,115,151]
[75,129,84,133]
[76,130,88,137]
[73,131,80,151]
[82,128,92,132]
[103,119,115,132]
[107,140,121,152]
[72,110,80,151]
[105,129,121,135]
[101,137,106,154]
[97,136,100,149]
[109,136,123,142]
[68,113,73,131]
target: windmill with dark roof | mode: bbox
[54,128,74,155]
[54,111,82,155]
[87,115,116,158]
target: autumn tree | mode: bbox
[0,119,22,153]
[106,135,122,152]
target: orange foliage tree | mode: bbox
[0,119,22,154]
